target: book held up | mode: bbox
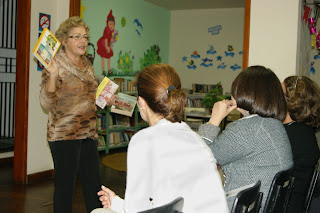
[111,93,137,117]
[96,77,137,116]
[96,77,119,109]
[32,28,61,68]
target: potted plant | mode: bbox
[201,82,226,111]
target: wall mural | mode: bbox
[84,10,162,76]
[133,18,143,37]
[181,44,242,72]
[180,23,243,72]
[311,61,316,74]
[117,50,134,74]
[140,44,161,70]
[97,10,119,76]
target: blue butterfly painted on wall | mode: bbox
[134,18,143,37]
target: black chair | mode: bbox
[304,163,320,213]
[137,197,184,213]
[231,180,263,213]
[263,169,295,213]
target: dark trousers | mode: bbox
[49,138,102,213]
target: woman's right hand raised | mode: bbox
[208,99,237,127]
[46,57,59,79]
[44,57,59,93]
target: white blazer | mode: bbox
[111,119,228,213]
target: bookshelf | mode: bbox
[97,104,148,153]
[184,83,239,132]
[186,93,206,108]
[184,107,241,132]
[184,107,210,132]
[184,83,216,132]
[96,76,148,153]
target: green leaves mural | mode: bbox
[140,44,161,70]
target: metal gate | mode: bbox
[0,0,17,139]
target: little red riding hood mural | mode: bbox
[97,9,119,76]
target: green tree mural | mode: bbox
[140,45,161,70]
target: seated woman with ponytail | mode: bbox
[92,63,228,213]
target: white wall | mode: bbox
[27,0,69,175]
[249,0,300,82]
[169,8,244,94]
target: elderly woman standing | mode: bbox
[40,16,114,213]
[199,66,293,210]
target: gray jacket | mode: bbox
[199,114,293,211]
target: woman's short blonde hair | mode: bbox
[55,16,90,43]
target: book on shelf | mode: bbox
[97,111,133,130]
[32,28,61,68]
[187,98,203,108]
[110,114,131,127]
[109,132,130,147]
[96,77,119,109]
[192,83,218,93]
[113,77,137,93]
[97,114,107,130]
[111,92,137,117]
[97,135,106,148]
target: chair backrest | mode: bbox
[137,197,184,213]
[263,168,295,213]
[304,163,320,212]
[231,180,263,213]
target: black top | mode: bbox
[284,122,320,212]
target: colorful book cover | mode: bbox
[32,28,61,68]
[96,77,119,109]
[111,93,137,117]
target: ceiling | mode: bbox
[144,0,245,10]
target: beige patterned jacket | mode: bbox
[40,50,98,142]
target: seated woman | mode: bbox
[198,65,293,210]
[92,63,229,213]
[282,76,320,213]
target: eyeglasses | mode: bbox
[68,34,89,41]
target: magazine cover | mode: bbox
[111,93,137,117]
[32,28,61,68]
[96,77,119,109]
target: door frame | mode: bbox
[14,0,80,183]
[242,0,251,69]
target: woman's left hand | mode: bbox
[97,185,116,209]
[106,94,117,106]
